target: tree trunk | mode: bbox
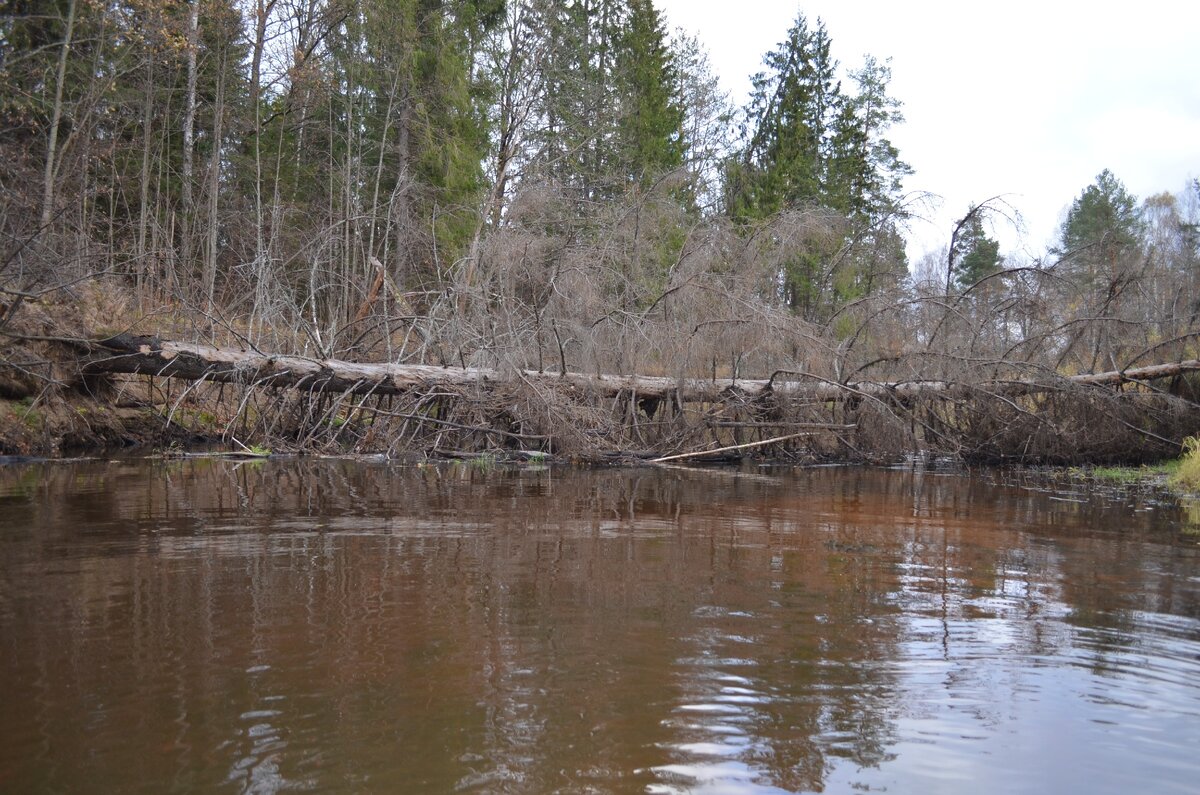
[40,0,77,228]
[83,335,1200,405]
[136,57,154,291]
[250,0,272,272]
[181,1,200,267]
[203,47,227,308]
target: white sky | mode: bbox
[657,0,1200,264]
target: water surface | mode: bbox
[1,460,1198,793]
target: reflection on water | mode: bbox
[1,460,1198,794]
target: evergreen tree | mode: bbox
[1,0,130,231]
[727,13,837,222]
[529,0,627,199]
[1055,170,1146,370]
[723,13,908,315]
[615,0,684,185]
[520,0,688,201]
[1058,169,1143,270]
[823,58,910,302]
[950,209,1002,290]
[330,0,499,283]
[828,57,909,225]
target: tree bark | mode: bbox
[203,48,227,308]
[40,0,77,228]
[181,1,200,267]
[136,57,154,281]
[83,335,1200,405]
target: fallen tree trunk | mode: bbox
[83,334,1200,403]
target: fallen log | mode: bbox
[82,334,1200,404]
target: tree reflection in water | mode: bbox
[0,460,1198,794]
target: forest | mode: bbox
[2,0,1200,462]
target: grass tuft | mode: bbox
[1070,459,1180,484]
[1169,437,1200,491]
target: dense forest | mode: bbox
[2,0,1200,461]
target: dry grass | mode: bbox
[1170,437,1200,491]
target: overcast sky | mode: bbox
[656,0,1200,264]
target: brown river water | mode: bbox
[1,459,1199,794]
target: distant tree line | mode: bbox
[3,1,1199,384]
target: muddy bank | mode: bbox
[0,284,216,456]
[0,397,196,456]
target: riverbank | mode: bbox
[5,284,1200,465]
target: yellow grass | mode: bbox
[1169,437,1200,491]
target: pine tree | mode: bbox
[828,57,908,224]
[1055,169,1145,310]
[1060,169,1142,263]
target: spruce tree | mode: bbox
[334,0,498,283]
[530,0,628,199]
[615,0,684,186]
[728,13,837,222]
[724,14,908,315]
[950,210,1002,290]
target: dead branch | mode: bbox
[650,432,813,463]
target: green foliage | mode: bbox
[1170,437,1200,491]
[616,0,685,184]
[724,14,838,316]
[1075,461,1180,484]
[724,13,908,317]
[469,451,498,470]
[531,0,686,200]
[1058,169,1144,269]
[957,236,1001,288]
[729,13,836,221]
[449,451,497,472]
[13,402,42,430]
[951,208,1003,290]
[330,0,496,280]
[0,0,102,144]
[729,21,907,225]
[531,0,622,198]
[829,57,910,224]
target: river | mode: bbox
[1,459,1198,793]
